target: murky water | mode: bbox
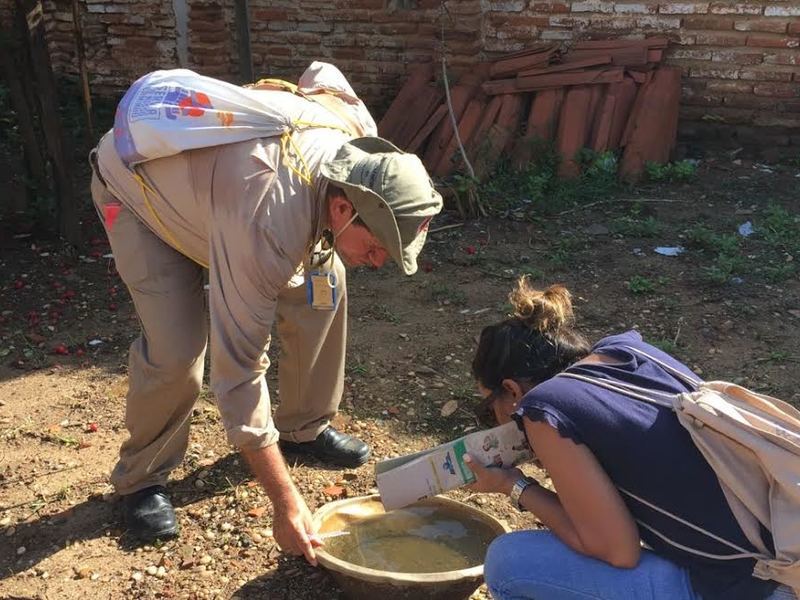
[322,503,498,573]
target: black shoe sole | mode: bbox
[279,441,371,469]
[127,524,180,542]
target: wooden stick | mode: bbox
[429,222,464,234]
[71,0,94,138]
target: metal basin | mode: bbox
[312,495,509,600]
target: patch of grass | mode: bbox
[763,263,796,283]
[628,275,656,295]
[544,237,583,270]
[767,351,792,363]
[685,225,740,255]
[348,364,369,377]
[649,338,678,355]
[760,204,800,254]
[612,216,664,238]
[365,303,400,323]
[429,282,467,306]
[645,160,698,183]
[704,253,749,285]
[518,265,545,280]
[473,144,621,217]
[685,224,750,285]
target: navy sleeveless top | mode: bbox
[515,330,778,600]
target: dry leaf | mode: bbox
[440,400,459,417]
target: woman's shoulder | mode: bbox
[591,330,643,352]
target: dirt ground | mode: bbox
[1,156,799,600]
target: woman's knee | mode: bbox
[485,531,553,590]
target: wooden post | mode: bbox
[71,0,94,139]
[0,31,47,215]
[14,0,79,245]
[234,0,253,84]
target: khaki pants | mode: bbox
[90,174,347,495]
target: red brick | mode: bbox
[734,19,789,33]
[252,9,290,20]
[531,2,570,12]
[723,94,788,108]
[694,32,747,45]
[790,21,800,36]
[763,51,800,65]
[706,80,754,93]
[689,65,740,78]
[669,47,714,59]
[659,2,710,15]
[739,67,795,81]
[747,35,800,48]
[711,50,763,64]
[378,22,418,34]
[753,82,800,97]
[709,3,762,15]
[685,93,723,106]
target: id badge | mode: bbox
[306,270,337,310]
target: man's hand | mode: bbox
[240,443,322,567]
[463,454,522,496]
[272,490,322,566]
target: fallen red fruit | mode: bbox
[53,344,69,355]
[14,280,24,289]
[86,422,98,433]
[465,246,477,255]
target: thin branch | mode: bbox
[429,223,464,234]
[557,197,685,216]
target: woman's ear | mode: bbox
[501,378,525,402]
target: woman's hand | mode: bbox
[463,454,522,496]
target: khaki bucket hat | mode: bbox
[319,137,442,275]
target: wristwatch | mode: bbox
[509,476,536,511]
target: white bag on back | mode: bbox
[113,69,293,166]
[113,62,376,167]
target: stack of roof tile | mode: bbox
[378,37,680,183]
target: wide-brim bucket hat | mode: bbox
[320,137,442,275]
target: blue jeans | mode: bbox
[485,531,700,600]
[485,531,797,600]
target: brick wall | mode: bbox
[33,0,800,146]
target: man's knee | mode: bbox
[133,335,206,379]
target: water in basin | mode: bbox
[322,502,497,573]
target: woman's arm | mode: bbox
[520,418,641,568]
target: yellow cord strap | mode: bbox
[134,170,209,268]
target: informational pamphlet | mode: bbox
[375,422,533,510]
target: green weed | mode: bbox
[612,216,664,238]
[645,160,698,183]
[474,144,621,217]
[760,204,800,254]
[649,338,678,355]
[704,253,748,285]
[429,282,467,306]
[628,275,656,295]
[544,237,583,270]
[763,263,796,283]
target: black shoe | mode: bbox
[122,485,179,541]
[280,426,371,468]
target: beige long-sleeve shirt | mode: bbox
[96,120,353,449]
